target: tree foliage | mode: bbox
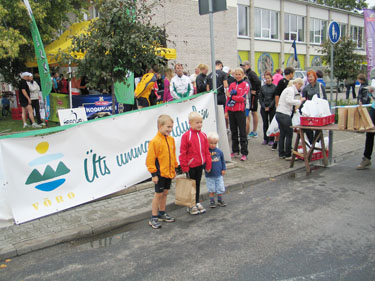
[0,0,88,86]
[315,0,368,12]
[319,36,365,82]
[68,0,168,88]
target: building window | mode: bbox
[254,8,279,40]
[339,23,347,38]
[350,25,363,48]
[310,18,327,44]
[238,5,249,37]
[284,14,304,42]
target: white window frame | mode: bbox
[350,25,363,49]
[284,13,304,42]
[310,18,326,44]
[254,8,279,40]
[237,4,249,37]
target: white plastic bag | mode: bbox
[301,96,331,117]
[267,115,279,137]
[292,111,301,126]
[313,95,331,117]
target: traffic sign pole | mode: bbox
[208,0,219,133]
[328,21,341,165]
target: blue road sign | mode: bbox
[328,21,340,44]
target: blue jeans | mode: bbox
[206,176,225,194]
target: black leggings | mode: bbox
[188,165,204,204]
[228,111,248,156]
[31,99,42,124]
[260,107,275,141]
[364,108,375,160]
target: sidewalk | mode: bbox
[0,128,367,259]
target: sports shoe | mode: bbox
[40,122,46,126]
[196,203,206,214]
[217,200,227,207]
[268,141,274,147]
[149,218,161,229]
[279,155,285,159]
[231,152,240,158]
[187,206,200,215]
[262,140,268,145]
[356,157,371,170]
[249,131,258,138]
[209,201,216,208]
[240,155,247,161]
[32,123,42,128]
[285,156,293,161]
[23,123,30,128]
[158,213,175,223]
[272,142,278,151]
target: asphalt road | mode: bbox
[1,154,374,281]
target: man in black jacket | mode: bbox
[240,61,261,138]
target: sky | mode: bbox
[367,0,375,8]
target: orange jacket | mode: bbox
[146,132,178,179]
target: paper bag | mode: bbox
[347,108,356,130]
[353,107,361,130]
[175,178,196,208]
[358,106,375,129]
[338,108,348,130]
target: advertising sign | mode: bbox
[0,93,216,223]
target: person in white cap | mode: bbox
[19,72,42,129]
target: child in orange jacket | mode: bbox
[179,112,212,215]
[146,115,179,229]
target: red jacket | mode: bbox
[179,129,212,172]
[225,80,249,112]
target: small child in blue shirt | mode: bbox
[205,132,227,208]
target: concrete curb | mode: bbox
[0,163,304,260]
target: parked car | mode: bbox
[294,70,344,93]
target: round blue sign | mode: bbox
[328,21,340,44]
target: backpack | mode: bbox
[134,73,157,98]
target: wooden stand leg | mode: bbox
[290,130,301,168]
[320,131,328,167]
[300,129,311,173]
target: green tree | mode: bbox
[315,0,368,11]
[0,0,88,86]
[67,0,168,113]
[320,36,365,95]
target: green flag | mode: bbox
[23,0,52,99]
[114,72,135,104]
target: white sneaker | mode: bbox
[40,122,46,126]
[23,123,30,128]
[32,123,42,128]
[196,203,206,214]
[187,206,200,215]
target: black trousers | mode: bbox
[345,84,356,99]
[276,112,293,157]
[364,108,375,160]
[228,111,248,156]
[31,99,42,124]
[188,165,204,204]
[260,107,275,142]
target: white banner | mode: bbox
[58,107,87,126]
[0,93,217,224]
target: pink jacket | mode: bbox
[163,79,173,102]
[179,129,212,172]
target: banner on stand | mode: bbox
[364,9,375,80]
[0,93,217,224]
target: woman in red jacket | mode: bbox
[225,68,250,161]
